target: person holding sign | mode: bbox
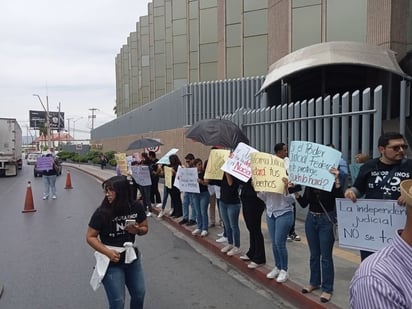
[349,179,412,308]
[191,158,210,237]
[344,132,412,261]
[168,154,183,218]
[41,153,59,200]
[257,177,295,283]
[294,167,343,303]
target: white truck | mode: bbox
[0,118,22,176]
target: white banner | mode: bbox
[131,166,152,186]
[220,142,258,182]
[336,198,406,252]
[175,167,199,193]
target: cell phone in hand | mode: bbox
[125,219,136,226]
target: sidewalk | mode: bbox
[65,163,358,309]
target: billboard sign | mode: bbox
[29,110,65,130]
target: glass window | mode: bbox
[199,0,216,9]
[200,7,217,43]
[226,46,241,78]
[244,35,268,77]
[244,9,267,37]
[199,43,217,63]
[173,35,187,63]
[244,0,267,12]
[292,5,321,51]
[226,24,241,47]
[326,0,367,42]
[141,55,150,67]
[226,0,241,24]
[173,19,187,36]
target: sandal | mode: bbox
[320,292,332,303]
[301,285,320,294]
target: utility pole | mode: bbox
[57,102,61,150]
[66,118,73,142]
[33,94,51,150]
[88,108,98,130]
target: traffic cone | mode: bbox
[22,181,36,213]
[64,170,73,189]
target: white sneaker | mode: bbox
[216,236,228,243]
[52,195,57,200]
[220,244,233,253]
[276,270,289,283]
[147,212,152,217]
[239,254,250,261]
[217,231,224,237]
[43,195,48,200]
[227,246,241,256]
[192,229,201,235]
[200,230,208,237]
[157,210,164,218]
[156,203,162,208]
[287,235,292,242]
[168,209,174,215]
[248,262,263,269]
[266,267,280,279]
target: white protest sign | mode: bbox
[220,142,259,182]
[131,166,152,186]
[157,148,179,165]
[288,141,341,191]
[336,198,406,252]
[176,167,199,193]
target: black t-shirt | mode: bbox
[220,174,240,204]
[88,201,146,247]
[198,171,208,192]
[353,158,412,200]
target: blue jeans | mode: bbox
[266,211,293,271]
[161,184,169,210]
[219,201,241,247]
[43,174,57,197]
[305,211,335,293]
[192,190,210,231]
[102,258,145,309]
[182,192,196,220]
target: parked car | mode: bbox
[34,156,62,177]
[27,152,42,165]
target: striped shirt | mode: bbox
[349,231,412,309]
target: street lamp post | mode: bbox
[33,94,51,150]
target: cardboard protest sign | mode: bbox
[220,143,258,182]
[288,141,341,191]
[250,152,287,193]
[35,156,54,171]
[176,167,199,193]
[164,166,173,189]
[336,198,406,252]
[131,165,152,186]
[157,148,179,165]
[204,149,230,180]
[115,153,128,176]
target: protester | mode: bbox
[219,172,242,256]
[148,151,162,207]
[168,154,183,218]
[344,132,412,261]
[191,158,210,237]
[258,177,295,283]
[42,153,59,200]
[157,164,171,218]
[179,153,197,225]
[86,175,148,309]
[349,179,412,308]
[239,179,266,269]
[139,152,154,216]
[294,167,343,303]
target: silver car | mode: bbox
[27,152,42,165]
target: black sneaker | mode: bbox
[178,218,188,225]
[186,220,197,226]
[290,232,301,241]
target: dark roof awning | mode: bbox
[258,41,411,94]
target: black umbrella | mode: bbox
[126,138,163,151]
[185,119,249,149]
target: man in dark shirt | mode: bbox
[344,132,412,261]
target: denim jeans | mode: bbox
[102,258,145,309]
[219,201,241,247]
[139,185,152,212]
[161,184,169,210]
[182,192,196,220]
[192,190,210,231]
[305,211,335,293]
[266,211,293,271]
[43,175,57,197]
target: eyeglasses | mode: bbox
[386,144,408,152]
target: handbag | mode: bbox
[318,199,338,241]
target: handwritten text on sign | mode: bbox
[35,156,54,171]
[176,167,200,193]
[220,142,258,182]
[288,141,341,191]
[131,166,152,186]
[250,152,286,194]
[336,198,406,252]
[204,149,230,180]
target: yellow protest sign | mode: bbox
[115,153,128,175]
[164,166,173,189]
[204,149,230,180]
[250,152,287,194]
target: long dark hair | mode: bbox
[99,176,132,222]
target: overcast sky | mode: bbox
[0,0,151,140]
